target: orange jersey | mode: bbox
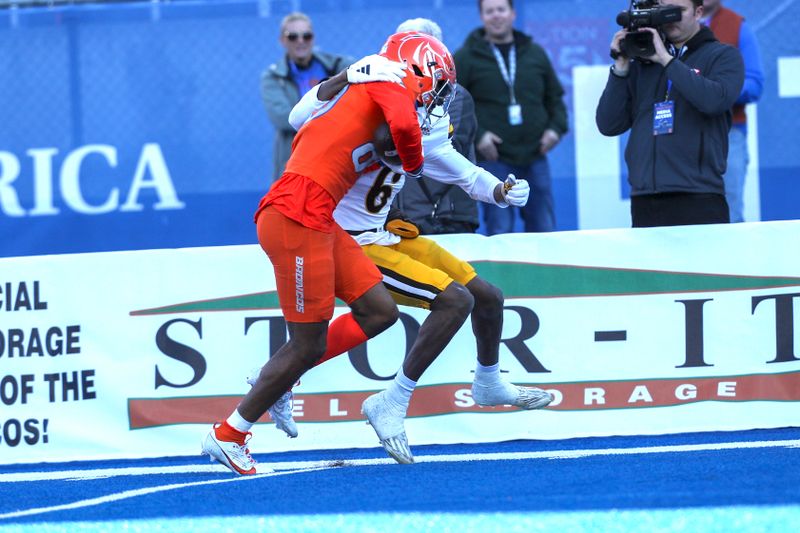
[284,82,423,203]
[254,173,336,232]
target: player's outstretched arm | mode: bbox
[367,83,424,176]
[288,54,408,129]
[316,70,349,101]
[317,55,406,100]
[422,127,510,207]
[288,84,325,130]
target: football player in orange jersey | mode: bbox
[261,21,550,466]
[201,32,452,475]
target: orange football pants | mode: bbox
[256,206,383,323]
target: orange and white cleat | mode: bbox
[201,423,258,475]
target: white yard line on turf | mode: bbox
[2,438,799,483]
[0,467,334,520]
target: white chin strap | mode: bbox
[420,82,455,135]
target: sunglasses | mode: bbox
[285,32,314,42]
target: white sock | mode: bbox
[474,361,501,384]
[226,409,254,433]
[385,368,416,411]
[472,363,522,406]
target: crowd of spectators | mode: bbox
[262,0,760,232]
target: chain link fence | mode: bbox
[1,0,798,255]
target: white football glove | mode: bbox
[502,174,530,207]
[346,54,407,85]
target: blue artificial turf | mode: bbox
[1,427,798,524]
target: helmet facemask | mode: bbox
[419,75,456,135]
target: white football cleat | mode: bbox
[361,391,414,464]
[268,390,298,438]
[472,380,553,410]
[201,424,260,475]
[245,367,261,388]
[246,367,298,438]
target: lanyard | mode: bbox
[664,44,687,101]
[491,44,517,104]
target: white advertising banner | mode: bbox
[1,221,800,464]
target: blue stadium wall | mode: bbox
[1,0,797,257]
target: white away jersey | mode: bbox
[290,85,506,246]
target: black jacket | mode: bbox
[455,28,568,165]
[394,85,480,233]
[596,26,744,196]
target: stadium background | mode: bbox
[1,0,798,257]
[1,3,799,528]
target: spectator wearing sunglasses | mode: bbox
[261,12,354,182]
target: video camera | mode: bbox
[614,0,682,59]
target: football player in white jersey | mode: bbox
[260,27,552,464]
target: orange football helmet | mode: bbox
[380,31,457,133]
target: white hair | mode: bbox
[395,18,443,42]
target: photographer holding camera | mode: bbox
[596,0,744,227]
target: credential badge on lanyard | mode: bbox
[654,78,675,136]
[654,45,684,136]
[492,44,522,126]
